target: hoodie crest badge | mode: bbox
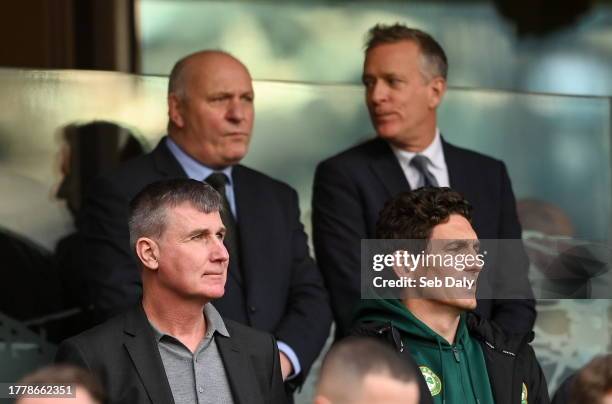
[419,366,442,396]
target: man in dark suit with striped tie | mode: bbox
[79,50,331,391]
[312,23,534,338]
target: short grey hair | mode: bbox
[128,178,223,250]
[365,23,448,81]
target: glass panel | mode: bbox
[0,68,610,397]
[440,89,611,240]
[140,0,612,96]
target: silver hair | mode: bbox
[365,23,448,81]
[128,178,223,250]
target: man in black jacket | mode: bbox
[352,187,549,404]
[312,23,534,337]
[58,179,286,404]
[79,50,331,387]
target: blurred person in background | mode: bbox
[314,337,419,404]
[55,121,146,336]
[16,364,104,404]
[552,354,612,404]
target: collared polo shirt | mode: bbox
[150,303,234,404]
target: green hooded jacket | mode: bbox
[356,299,495,404]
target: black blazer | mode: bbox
[312,137,535,336]
[78,138,332,383]
[55,305,287,404]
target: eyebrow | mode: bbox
[444,240,479,250]
[209,90,253,98]
[208,91,233,98]
[185,228,209,239]
[185,226,226,238]
[362,72,406,83]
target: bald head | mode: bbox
[168,50,249,100]
[166,50,254,168]
[314,338,419,404]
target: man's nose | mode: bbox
[211,238,230,262]
[466,252,484,273]
[226,98,246,123]
[368,82,388,105]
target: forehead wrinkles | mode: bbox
[180,56,252,96]
[163,205,203,234]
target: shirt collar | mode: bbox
[391,128,444,169]
[149,302,230,342]
[165,136,233,185]
[203,303,230,337]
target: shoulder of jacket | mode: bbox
[350,320,405,353]
[467,313,534,358]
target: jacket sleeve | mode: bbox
[273,187,332,387]
[268,335,289,404]
[78,175,141,322]
[312,159,367,337]
[55,338,91,370]
[490,162,536,334]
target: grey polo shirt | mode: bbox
[150,304,235,404]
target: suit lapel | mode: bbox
[442,138,473,196]
[368,138,411,196]
[123,306,175,404]
[216,332,264,404]
[232,165,263,290]
[152,137,188,178]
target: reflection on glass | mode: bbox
[0,67,609,394]
[140,0,612,96]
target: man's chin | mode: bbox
[436,297,477,312]
[454,298,477,311]
[199,286,226,301]
[221,147,249,166]
[375,127,400,141]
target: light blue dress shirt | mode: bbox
[165,136,301,379]
[165,137,237,217]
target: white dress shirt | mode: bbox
[390,129,450,189]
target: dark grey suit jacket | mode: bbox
[56,305,287,404]
[312,137,535,337]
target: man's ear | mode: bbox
[135,237,160,271]
[168,93,185,128]
[392,250,415,280]
[427,76,447,109]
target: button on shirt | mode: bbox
[390,129,450,189]
[150,304,234,404]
